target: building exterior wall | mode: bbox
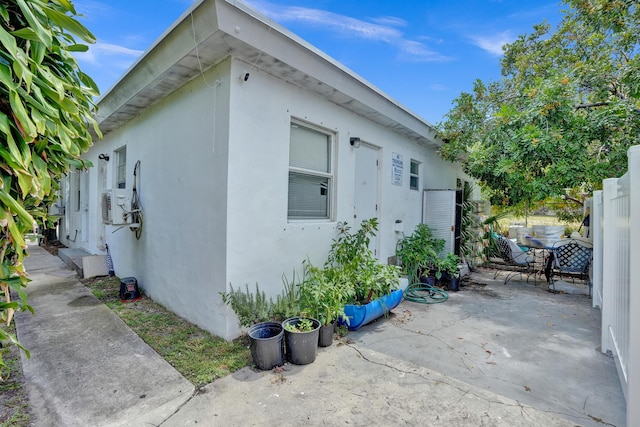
[223,58,467,327]
[61,60,235,337]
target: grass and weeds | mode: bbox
[0,324,32,427]
[82,276,251,387]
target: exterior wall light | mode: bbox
[350,137,361,148]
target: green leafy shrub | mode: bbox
[325,219,400,305]
[396,223,444,284]
[220,284,271,328]
[221,272,301,329]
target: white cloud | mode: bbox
[74,42,143,66]
[246,0,449,62]
[470,30,515,56]
[398,40,452,62]
[429,83,448,91]
[369,16,408,28]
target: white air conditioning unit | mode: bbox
[101,189,130,225]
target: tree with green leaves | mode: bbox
[0,0,100,376]
[437,0,640,210]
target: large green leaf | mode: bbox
[32,155,51,195]
[0,4,9,22]
[11,27,41,42]
[0,187,34,227]
[12,50,33,90]
[0,62,17,90]
[0,113,26,168]
[29,40,46,64]
[9,89,37,139]
[15,0,52,47]
[66,43,88,52]
[27,85,60,117]
[6,208,28,250]
[41,4,96,44]
[0,26,18,57]
[51,0,76,14]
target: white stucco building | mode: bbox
[58,0,475,340]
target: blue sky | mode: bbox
[72,0,564,125]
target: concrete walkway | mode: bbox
[16,245,194,426]
[14,244,625,426]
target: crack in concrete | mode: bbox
[344,343,600,425]
[346,343,521,409]
[152,385,204,427]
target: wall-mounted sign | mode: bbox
[392,152,403,186]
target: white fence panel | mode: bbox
[600,145,640,427]
[591,191,603,309]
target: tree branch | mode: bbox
[575,102,611,109]
[563,194,584,206]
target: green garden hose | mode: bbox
[404,283,449,304]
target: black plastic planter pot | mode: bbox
[448,277,461,292]
[282,317,320,365]
[248,322,284,370]
[318,322,335,347]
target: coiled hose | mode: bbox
[130,160,143,239]
[404,282,449,304]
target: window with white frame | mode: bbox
[115,146,126,189]
[288,122,333,220]
[410,159,420,190]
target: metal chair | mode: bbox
[544,239,593,294]
[494,235,536,284]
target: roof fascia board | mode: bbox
[95,0,219,128]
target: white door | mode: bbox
[422,189,456,255]
[354,143,379,254]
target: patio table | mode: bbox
[517,238,555,283]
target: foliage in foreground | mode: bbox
[84,276,251,387]
[437,0,640,210]
[0,323,31,427]
[0,0,101,372]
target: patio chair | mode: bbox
[544,239,593,295]
[493,235,536,284]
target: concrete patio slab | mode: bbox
[348,269,625,427]
[162,343,578,427]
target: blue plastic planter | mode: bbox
[341,289,404,331]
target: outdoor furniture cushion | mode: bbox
[494,235,536,284]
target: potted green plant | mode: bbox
[220,275,301,371]
[299,262,353,347]
[396,223,445,285]
[438,252,461,292]
[282,316,321,365]
[220,283,284,370]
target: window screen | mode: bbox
[288,123,332,219]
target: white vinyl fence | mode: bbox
[596,145,639,426]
